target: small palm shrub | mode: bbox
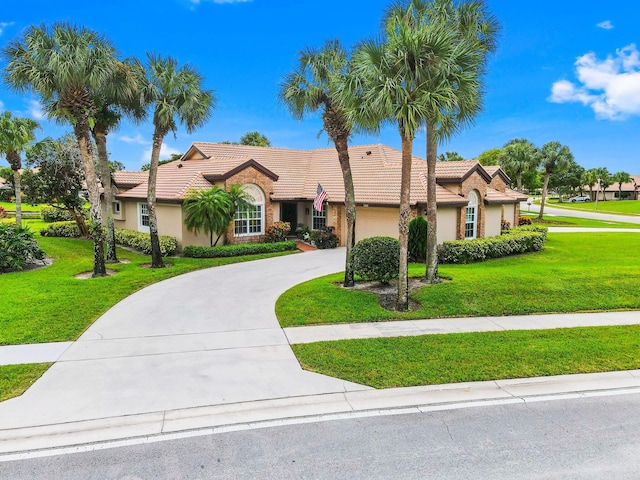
[265,221,291,243]
[0,223,46,272]
[350,236,400,284]
[408,216,427,261]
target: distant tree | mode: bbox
[141,155,181,171]
[137,53,216,268]
[550,160,584,202]
[437,151,465,162]
[612,171,632,200]
[239,131,271,147]
[476,147,502,166]
[182,186,232,247]
[0,112,40,227]
[538,141,573,219]
[26,135,89,236]
[109,160,126,172]
[582,168,599,200]
[594,167,612,201]
[499,138,538,192]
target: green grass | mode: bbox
[520,212,640,229]
[0,364,52,402]
[1,219,296,345]
[276,233,640,326]
[545,199,640,216]
[0,201,43,213]
[292,325,640,388]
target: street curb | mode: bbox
[1,369,639,458]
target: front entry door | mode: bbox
[281,203,298,233]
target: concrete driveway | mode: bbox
[0,248,370,431]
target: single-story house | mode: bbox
[589,175,640,201]
[112,143,528,249]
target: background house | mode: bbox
[113,143,526,249]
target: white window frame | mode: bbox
[138,203,150,233]
[234,184,265,237]
[112,201,121,215]
[465,191,478,240]
[312,206,326,230]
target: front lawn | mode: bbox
[545,199,640,216]
[2,219,297,345]
[292,325,640,388]
[0,364,51,402]
[0,201,43,213]
[277,233,640,326]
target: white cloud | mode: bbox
[119,133,148,145]
[597,20,614,30]
[0,21,15,36]
[549,44,640,120]
[141,143,181,162]
[28,100,45,120]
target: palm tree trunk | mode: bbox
[516,172,523,193]
[93,127,118,263]
[12,168,22,228]
[147,130,165,268]
[73,123,107,277]
[333,135,356,287]
[538,172,550,220]
[397,132,413,311]
[425,123,439,284]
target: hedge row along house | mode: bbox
[112,143,528,250]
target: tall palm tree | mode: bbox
[538,141,573,220]
[138,54,215,268]
[0,112,39,227]
[499,138,538,193]
[612,171,632,200]
[279,40,358,287]
[3,23,121,277]
[594,167,612,202]
[582,168,599,200]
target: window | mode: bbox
[465,190,478,239]
[112,201,121,215]
[312,207,326,230]
[233,184,265,237]
[138,203,150,233]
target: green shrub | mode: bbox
[183,240,297,258]
[114,229,177,256]
[0,224,46,273]
[351,236,400,284]
[309,227,339,249]
[40,205,89,223]
[295,224,310,240]
[408,216,427,262]
[40,221,81,238]
[438,227,547,264]
[265,221,291,243]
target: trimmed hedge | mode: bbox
[40,206,88,223]
[40,221,81,238]
[114,229,178,257]
[183,240,297,258]
[438,226,548,264]
[350,236,400,284]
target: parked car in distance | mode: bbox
[568,195,591,203]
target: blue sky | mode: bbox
[1,0,639,174]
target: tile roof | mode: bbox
[435,160,492,183]
[485,187,521,204]
[504,187,529,201]
[115,142,511,208]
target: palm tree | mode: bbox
[537,141,573,220]
[279,40,358,287]
[349,0,497,308]
[594,167,612,201]
[612,171,632,200]
[499,138,538,192]
[3,23,121,277]
[0,112,39,227]
[581,168,599,200]
[183,187,233,246]
[138,54,216,268]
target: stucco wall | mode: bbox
[503,204,516,227]
[485,205,503,237]
[355,206,399,242]
[436,208,459,242]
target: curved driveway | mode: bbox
[0,248,369,431]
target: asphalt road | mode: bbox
[522,200,640,224]
[3,391,639,479]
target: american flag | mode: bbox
[313,183,328,212]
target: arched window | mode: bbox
[234,184,265,236]
[465,190,479,239]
